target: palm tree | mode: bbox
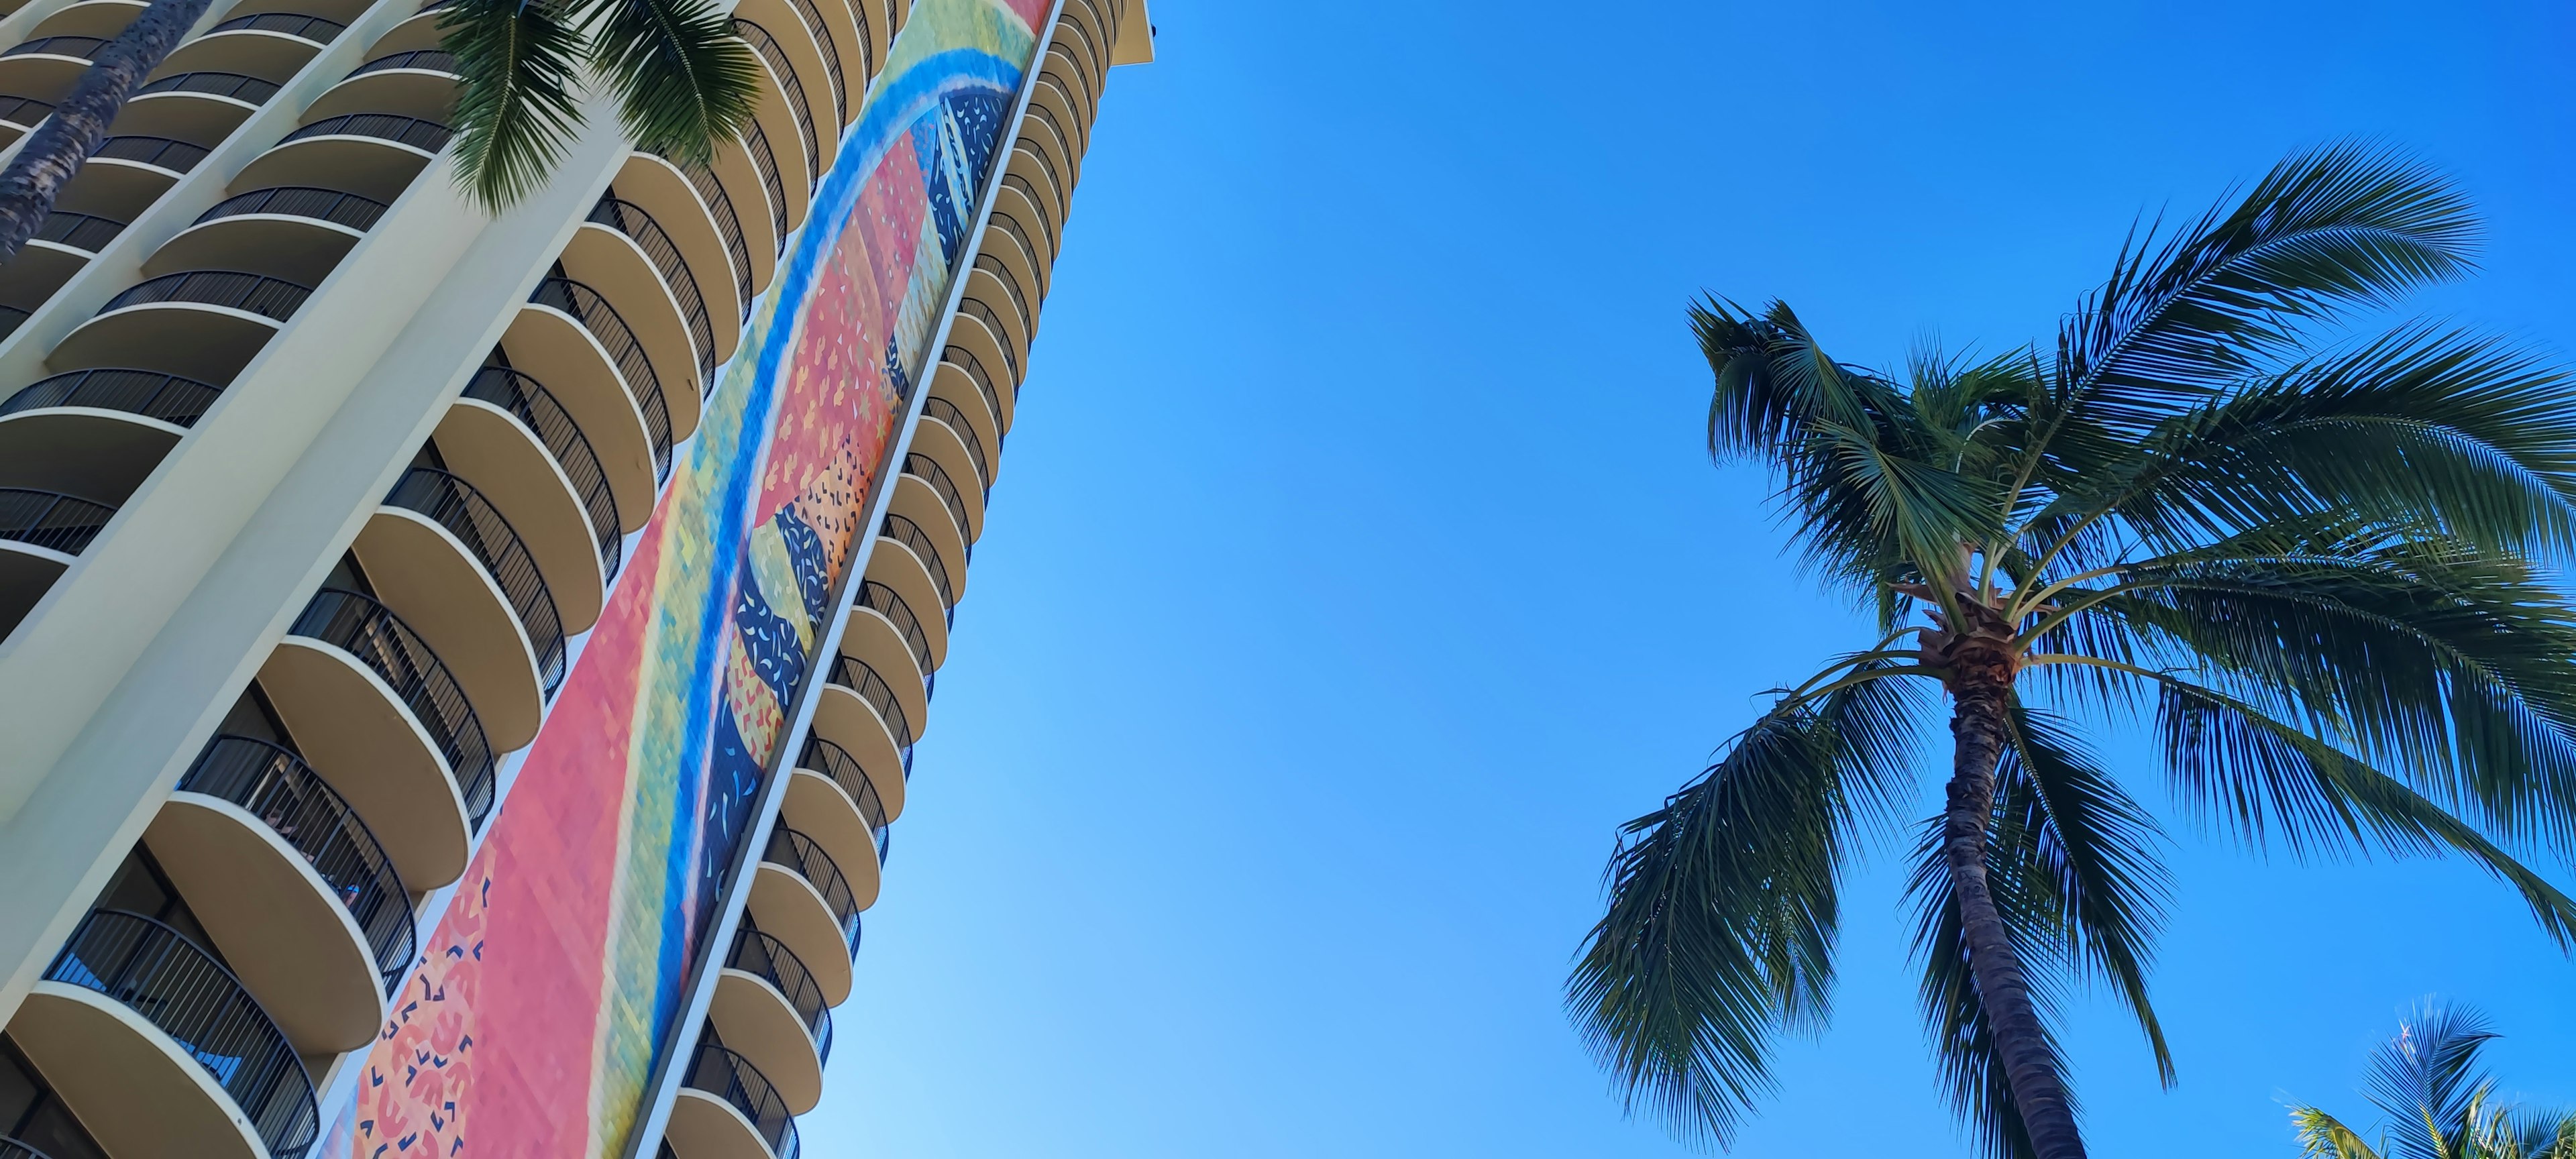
[1568,143,2576,1159]
[2293,1004,2576,1159]
[0,0,758,266]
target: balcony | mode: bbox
[238,113,449,201]
[359,466,563,741]
[305,48,457,122]
[914,392,991,496]
[996,173,1059,274]
[146,186,384,284]
[924,370,1001,487]
[445,366,621,626]
[0,36,106,108]
[562,207,706,416]
[903,449,979,547]
[938,341,1013,435]
[786,736,892,896]
[150,734,411,1052]
[0,370,221,505]
[588,195,720,382]
[64,135,210,222]
[877,512,955,609]
[157,11,343,82]
[116,71,279,142]
[527,276,674,480]
[0,213,126,337]
[732,19,824,183]
[25,0,145,40]
[841,580,930,734]
[0,95,50,145]
[10,911,317,1159]
[620,154,749,330]
[1020,97,1084,190]
[953,296,1023,388]
[965,255,1034,361]
[653,149,767,309]
[737,120,791,245]
[667,1042,799,1159]
[51,271,309,384]
[883,474,967,618]
[501,300,657,516]
[260,588,492,889]
[730,60,808,231]
[0,489,110,636]
[750,826,859,1004]
[812,654,911,811]
[710,928,830,1114]
[979,207,1051,307]
[774,0,847,127]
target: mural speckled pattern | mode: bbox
[315,0,1052,1153]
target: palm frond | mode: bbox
[576,0,761,166]
[2292,1107,2385,1159]
[2365,1003,2500,1159]
[443,0,586,211]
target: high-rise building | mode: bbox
[0,0,1146,1153]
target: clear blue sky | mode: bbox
[802,1,2576,1155]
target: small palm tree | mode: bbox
[0,0,758,266]
[1569,143,2576,1159]
[2294,1004,2576,1159]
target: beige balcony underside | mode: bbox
[504,305,657,526]
[781,769,882,905]
[435,398,606,632]
[666,1087,776,1159]
[561,223,702,435]
[863,535,947,668]
[747,862,850,1006]
[810,681,908,812]
[49,302,281,383]
[886,472,968,598]
[352,505,543,749]
[146,213,364,285]
[840,609,926,739]
[615,153,743,361]
[230,134,433,203]
[709,967,822,1114]
[0,406,182,502]
[259,638,472,888]
[7,981,268,1159]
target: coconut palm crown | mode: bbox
[1569,144,2576,1159]
[2294,1004,2575,1159]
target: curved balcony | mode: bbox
[502,302,656,517]
[732,19,822,182]
[669,1042,800,1159]
[969,254,1035,351]
[884,472,967,612]
[878,512,954,608]
[52,270,308,383]
[777,0,845,125]
[27,209,124,254]
[996,174,1059,266]
[0,213,123,326]
[938,342,1012,435]
[0,488,110,633]
[787,736,893,887]
[262,588,490,888]
[241,112,448,201]
[863,527,947,658]
[918,393,991,492]
[305,48,457,121]
[926,360,1002,471]
[529,276,674,479]
[906,417,985,550]
[151,734,409,1052]
[1021,94,1084,186]
[0,95,52,144]
[366,466,562,736]
[67,135,209,222]
[812,655,912,824]
[588,195,717,383]
[842,580,929,736]
[15,911,317,1159]
[855,577,935,675]
[623,153,748,329]
[904,449,979,547]
[656,148,768,305]
[25,0,146,39]
[0,1136,47,1158]
[710,928,830,1113]
[1042,46,1099,126]
[738,119,792,242]
[118,70,278,142]
[0,370,217,502]
[158,12,342,83]
[980,208,1050,304]
[561,212,705,419]
[448,365,619,622]
[954,295,1023,385]
[148,186,383,283]
[0,36,105,107]
[1008,130,1070,222]
[751,827,859,1004]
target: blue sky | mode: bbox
[801,1,2576,1155]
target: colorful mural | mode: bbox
[317,1,1053,1154]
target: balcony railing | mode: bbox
[0,369,223,426]
[825,654,914,773]
[727,927,833,1062]
[0,1135,49,1159]
[1000,173,1058,250]
[44,911,319,1159]
[0,488,113,555]
[920,395,989,491]
[853,580,931,679]
[197,186,388,231]
[733,20,817,182]
[741,118,788,241]
[206,11,345,41]
[655,152,753,317]
[877,512,952,609]
[384,466,567,696]
[986,211,1049,294]
[4,35,106,59]
[1012,127,1066,208]
[971,254,1032,341]
[0,95,52,125]
[941,343,1008,432]
[91,135,209,173]
[586,195,714,385]
[290,588,496,828]
[681,1042,800,1159]
[30,209,123,252]
[133,71,281,103]
[529,276,672,481]
[955,297,1018,378]
[763,826,859,957]
[279,112,451,152]
[345,48,456,78]
[902,452,971,554]
[460,366,621,577]
[178,735,415,990]
[782,0,843,122]
[798,737,888,863]
[101,270,311,323]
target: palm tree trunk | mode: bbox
[1947,669,2086,1159]
[0,0,217,264]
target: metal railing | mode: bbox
[3,35,105,58]
[741,118,788,242]
[658,154,753,318]
[101,270,310,323]
[91,135,209,172]
[1000,173,1059,250]
[971,253,1033,342]
[985,211,1049,294]
[798,737,888,863]
[280,112,451,152]
[727,926,833,1062]
[877,512,953,609]
[0,488,113,555]
[384,467,566,695]
[825,654,915,768]
[902,452,971,551]
[1011,126,1066,210]
[763,826,859,958]
[460,366,621,578]
[1025,98,1084,171]
[941,344,1008,432]
[197,186,387,231]
[849,0,873,92]
[955,297,1019,378]
[782,0,843,123]
[207,11,345,40]
[178,735,415,990]
[134,71,281,103]
[1043,46,1098,119]
[0,95,52,125]
[289,588,497,828]
[920,396,989,492]
[30,209,123,252]
[345,48,456,78]
[0,1135,50,1159]
[1,369,223,426]
[44,911,319,1159]
[680,1042,800,1159]
[853,580,931,678]
[587,195,714,385]
[529,277,672,481]
[733,20,817,183]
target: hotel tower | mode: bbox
[0,0,1146,1153]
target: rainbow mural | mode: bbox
[317,1,1055,1154]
